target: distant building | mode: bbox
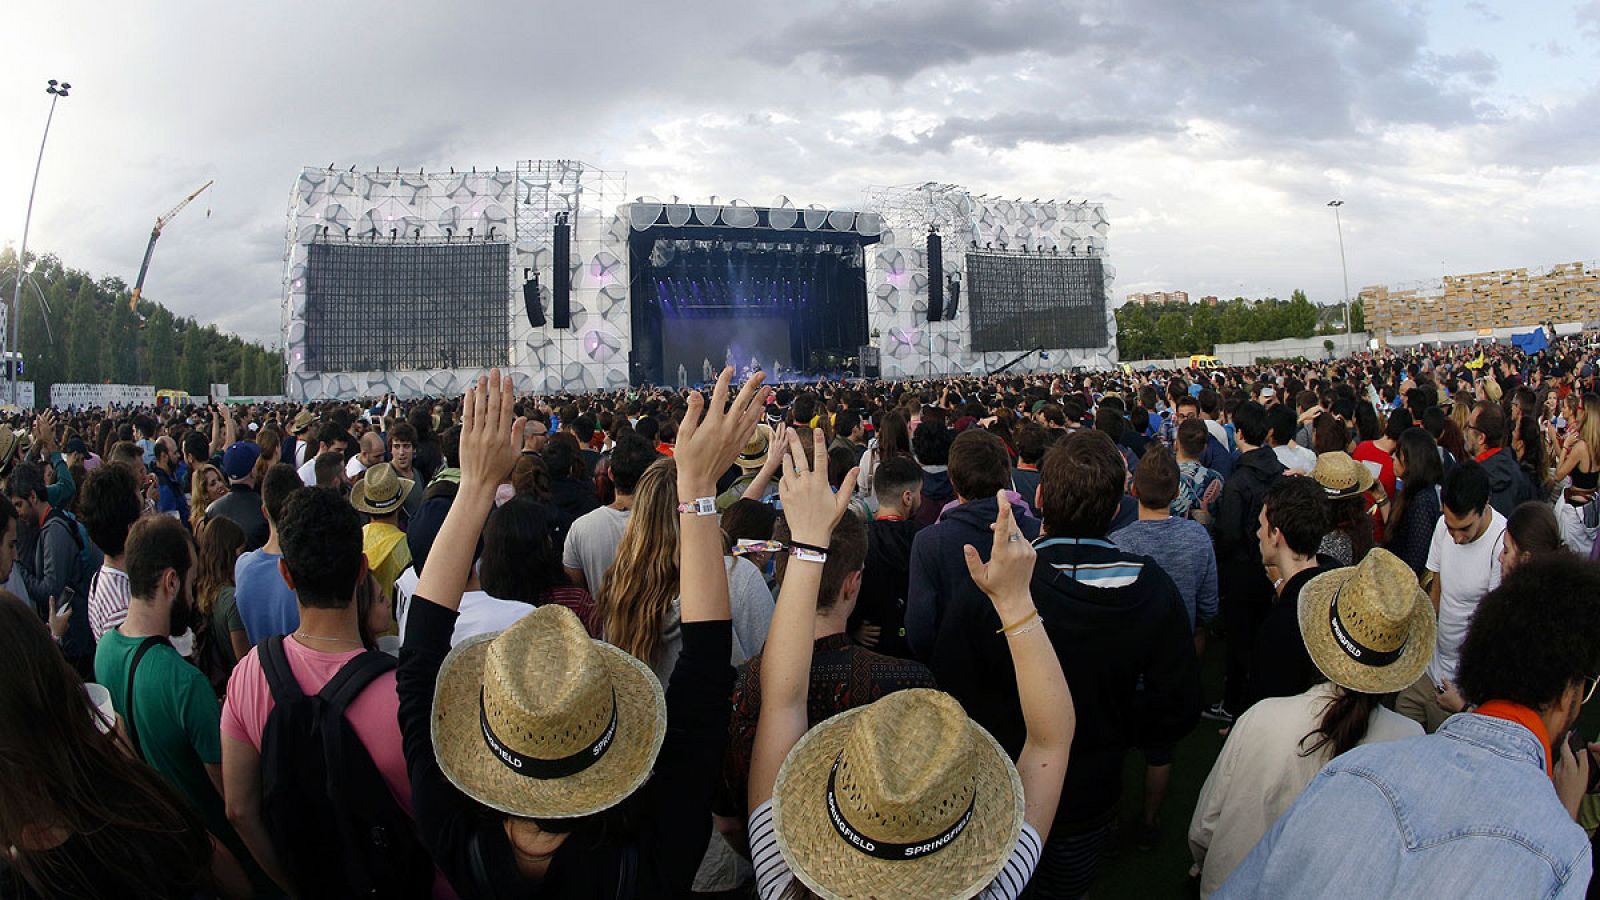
[1126,290,1190,306]
[1200,295,1219,306]
[1360,261,1600,337]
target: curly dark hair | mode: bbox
[77,464,142,558]
[277,487,363,609]
[1457,554,1600,710]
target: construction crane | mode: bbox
[129,180,213,311]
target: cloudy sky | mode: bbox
[2,0,1596,346]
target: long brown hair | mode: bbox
[594,459,679,667]
[1300,685,1380,759]
[0,593,211,896]
[194,516,245,617]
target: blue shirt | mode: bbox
[1110,516,1218,630]
[233,549,299,645]
[1220,712,1591,899]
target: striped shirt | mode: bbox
[748,799,1042,899]
[88,564,131,642]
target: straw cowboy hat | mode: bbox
[289,410,316,435]
[738,423,774,474]
[349,463,414,516]
[432,603,665,818]
[770,689,1023,900]
[1299,548,1436,695]
[0,426,26,473]
[1311,451,1376,500]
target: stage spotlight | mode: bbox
[467,227,475,239]
[390,228,397,240]
[444,228,453,241]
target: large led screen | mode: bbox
[304,241,510,373]
[966,253,1106,352]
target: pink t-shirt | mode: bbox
[220,638,411,814]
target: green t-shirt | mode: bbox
[211,584,244,667]
[93,628,228,838]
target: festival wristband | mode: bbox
[788,544,828,564]
[677,496,717,517]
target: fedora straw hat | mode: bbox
[350,463,414,515]
[737,423,773,474]
[1298,548,1436,695]
[1310,451,1375,500]
[0,426,23,472]
[289,410,315,435]
[432,603,666,818]
[771,689,1023,900]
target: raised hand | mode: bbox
[776,426,857,548]
[675,366,768,496]
[458,369,526,494]
[963,491,1037,615]
[758,422,788,478]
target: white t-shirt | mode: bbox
[748,799,1041,899]
[296,457,319,487]
[562,505,631,595]
[1205,418,1229,448]
[346,455,371,479]
[1425,507,1506,686]
[394,565,534,648]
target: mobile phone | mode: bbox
[56,585,78,615]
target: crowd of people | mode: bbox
[6,335,1600,898]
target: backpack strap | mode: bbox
[258,635,306,705]
[317,650,396,713]
[123,636,169,759]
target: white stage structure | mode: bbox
[282,165,1113,400]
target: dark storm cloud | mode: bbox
[765,0,1499,141]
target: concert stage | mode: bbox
[282,166,1116,400]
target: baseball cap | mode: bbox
[221,442,262,481]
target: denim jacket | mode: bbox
[1219,712,1592,899]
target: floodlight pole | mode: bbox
[8,80,70,406]
[1328,199,1351,338]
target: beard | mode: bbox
[169,591,193,637]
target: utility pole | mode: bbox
[1327,199,1351,339]
[7,79,71,406]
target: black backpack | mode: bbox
[257,636,432,898]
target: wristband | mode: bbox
[676,496,717,517]
[789,540,830,555]
[996,608,1039,634]
[788,544,828,564]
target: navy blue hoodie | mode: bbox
[904,494,1040,657]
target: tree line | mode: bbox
[2,248,283,405]
[1115,290,1365,361]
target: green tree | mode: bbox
[180,327,208,395]
[65,288,99,381]
[142,308,178,389]
[1156,310,1189,358]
